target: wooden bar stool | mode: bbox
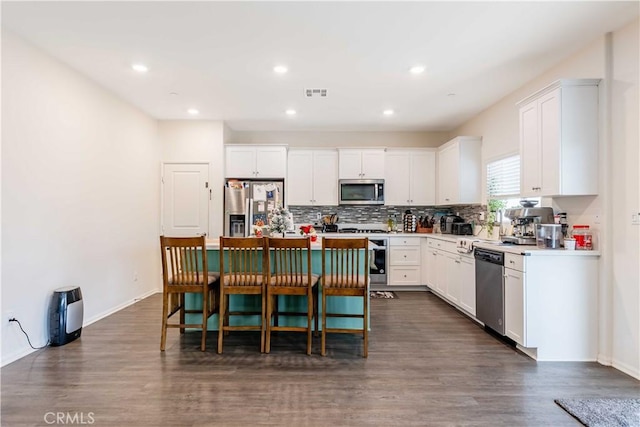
[265,237,319,355]
[321,237,369,357]
[218,237,267,354]
[160,236,219,352]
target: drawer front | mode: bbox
[427,238,445,249]
[390,247,420,265]
[390,236,421,246]
[389,267,421,286]
[443,241,457,253]
[505,253,525,272]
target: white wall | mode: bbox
[158,121,225,239]
[453,19,639,378]
[1,32,161,366]
[227,130,451,148]
[608,19,639,379]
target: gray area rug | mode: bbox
[369,291,396,299]
[555,398,640,427]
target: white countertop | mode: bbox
[205,237,379,250]
[207,233,599,256]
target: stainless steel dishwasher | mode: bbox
[474,247,505,335]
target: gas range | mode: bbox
[339,228,387,234]
[337,224,388,234]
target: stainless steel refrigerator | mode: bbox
[224,179,285,237]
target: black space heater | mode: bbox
[49,286,84,346]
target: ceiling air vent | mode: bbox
[304,88,328,98]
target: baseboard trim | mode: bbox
[83,288,159,327]
[610,358,640,380]
[1,289,160,368]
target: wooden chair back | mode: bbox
[322,237,369,288]
[219,237,266,286]
[266,237,312,287]
[160,236,209,288]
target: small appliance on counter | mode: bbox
[440,215,464,234]
[452,223,473,235]
[501,207,554,245]
[536,224,564,249]
[455,237,477,253]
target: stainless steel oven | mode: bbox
[369,238,388,285]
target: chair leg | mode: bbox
[160,291,169,351]
[313,285,319,337]
[224,294,230,336]
[217,288,225,354]
[180,293,185,334]
[363,290,368,358]
[201,288,208,352]
[321,289,327,357]
[260,290,266,353]
[265,290,272,354]
[307,289,313,355]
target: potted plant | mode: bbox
[267,207,293,237]
[486,199,506,237]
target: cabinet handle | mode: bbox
[509,260,515,264]
[455,260,461,264]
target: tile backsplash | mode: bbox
[289,204,487,226]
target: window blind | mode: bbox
[487,155,520,198]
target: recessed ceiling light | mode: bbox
[409,65,425,74]
[383,109,395,116]
[285,109,297,116]
[274,65,288,74]
[187,108,199,115]
[447,93,456,97]
[131,63,148,73]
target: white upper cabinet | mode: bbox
[287,149,338,206]
[385,149,436,206]
[225,145,287,178]
[338,149,385,179]
[436,136,482,205]
[518,79,600,197]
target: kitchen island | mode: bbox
[182,238,371,331]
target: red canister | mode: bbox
[572,225,592,250]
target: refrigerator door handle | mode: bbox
[244,197,250,237]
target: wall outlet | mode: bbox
[632,212,640,226]
[133,271,139,282]
[478,212,485,221]
[6,311,16,325]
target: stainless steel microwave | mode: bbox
[339,179,384,205]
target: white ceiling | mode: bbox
[3,1,638,132]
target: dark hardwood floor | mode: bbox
[2,291,638,426]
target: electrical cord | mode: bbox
[9,318,50,349]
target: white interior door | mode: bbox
[162,163,209,237]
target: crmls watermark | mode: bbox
[44,412,95,425]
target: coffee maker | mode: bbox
[502,207,554,245]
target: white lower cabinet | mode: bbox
[389,237,421,286]
[424,237,475,316]
[458,254,476,316]
[504,267,525,345]
[444,252,460,304]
